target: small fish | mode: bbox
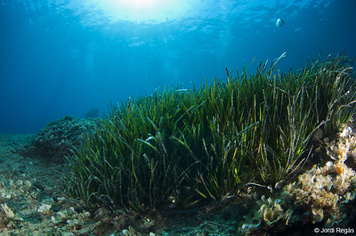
[275,18,285,28]
[175,89,188,92]
[225,67,229,77]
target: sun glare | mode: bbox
[93,0,171,22]
[121,0,155,8]
[71,0,203,24]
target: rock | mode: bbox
[19,115,98,163]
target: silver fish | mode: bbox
[275,18,285,28]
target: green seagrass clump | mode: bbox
[64,53,356,212]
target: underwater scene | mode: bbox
[1,0,356,235]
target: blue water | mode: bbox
[1,0,355,134]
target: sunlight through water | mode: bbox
[64,0,208,24]
[1,0,329,26]
[60,0,328,25]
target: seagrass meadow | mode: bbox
[64,53,356,219]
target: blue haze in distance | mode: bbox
[0,0,355,133]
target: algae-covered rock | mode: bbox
[20,115,98,162]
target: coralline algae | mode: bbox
[240,122,356,234]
